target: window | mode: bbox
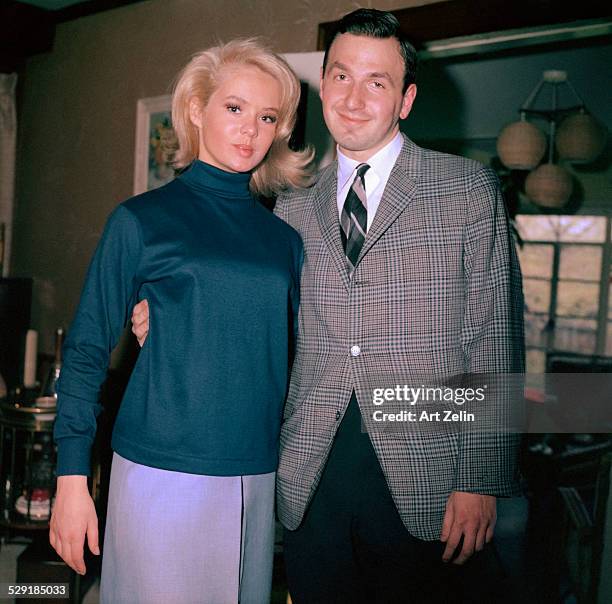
[516,215,612,373]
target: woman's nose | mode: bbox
[240,117,257,137]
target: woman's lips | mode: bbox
[235,144,254,157]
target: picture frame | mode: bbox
[133,94,174,195]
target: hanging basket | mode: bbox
[556,113,607,164]
[525,164,573,208]
[497,121,547,170]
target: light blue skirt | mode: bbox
[100,453,276,604]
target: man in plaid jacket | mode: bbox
[273,8,524,603]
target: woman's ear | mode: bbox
[189,97,203,128]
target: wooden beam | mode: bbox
[0,1,55,72]
[0,0,149,73]
[54,0,149,23]
[318,0,612,51]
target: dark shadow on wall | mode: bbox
[402,58,467,143]
[303,82,333,166]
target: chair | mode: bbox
[558,452,612,603]
[545,351,612,438]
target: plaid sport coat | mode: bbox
[274,135,525,541]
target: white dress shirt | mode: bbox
[336,131,404,231]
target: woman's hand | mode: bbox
[131,299,150,346]
[49,475,100,575]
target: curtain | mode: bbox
[0,73,17,277]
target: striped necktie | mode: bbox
[340,163,370,276]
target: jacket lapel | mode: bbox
[313,162,351,290]
[359,135,421,261]
[312,136,422,286]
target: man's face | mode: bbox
[320,33,417,161]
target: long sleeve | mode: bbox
[54,205,142,476]
[454,166,525,495]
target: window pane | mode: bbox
[524,313,548,347]
[524,279,550,313]
[517,244,553,279]
[558,216,607,243]
[553,318,597,354]
[559,245,602,281]
[607,322,612,356]
[526,349,546,374]
[516,216,559,242]
[556,281,599,317]
[516,215,606,243]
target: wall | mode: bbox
[11,0,611,355]
[11,0,438,354]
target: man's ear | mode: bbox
[399,84,417,120]
[189,97,203,128]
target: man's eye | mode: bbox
[372,81,384,88]
[336,74,348,81]
[227,105,240,113]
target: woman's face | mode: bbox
[191,65,282,173]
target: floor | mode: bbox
[0,541,99,604]
[0,499,579,603]
[0,524,290,604]
[0,543,26,604]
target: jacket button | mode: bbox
[350,345,361,357]
[336,411,341,420]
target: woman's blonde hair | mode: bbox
[172,38,313,196]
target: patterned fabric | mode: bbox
[340,163,369,275]
[274,134,525,541]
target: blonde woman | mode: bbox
[50,39,312,604]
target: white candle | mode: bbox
[23,329,38,388]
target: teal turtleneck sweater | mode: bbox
[55,161,303,476]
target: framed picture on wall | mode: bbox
[133,94,176,194]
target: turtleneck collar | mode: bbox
[179,160,253,200]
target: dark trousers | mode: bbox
[283,394,504,603]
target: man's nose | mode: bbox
[344,84,365,110]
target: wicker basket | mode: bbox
[497,121,546,170]
[556,113,607,164]
[525,163,573,208]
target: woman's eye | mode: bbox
[227,105,240,113]
[261,115,277,124]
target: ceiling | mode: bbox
[3,0,612,73]
[16,0,85,8]
[11,0,146,20]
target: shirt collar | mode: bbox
[336,131,404,192]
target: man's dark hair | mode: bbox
[322,8,417,93]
